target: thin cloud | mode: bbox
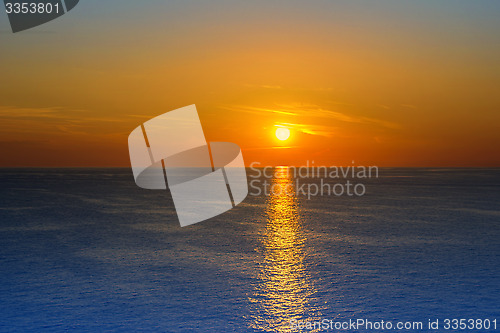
[243,145,301,151]
[274,122,338,138]
[401,104,418,110]
[222,103,400,130]
[0,105,132,139]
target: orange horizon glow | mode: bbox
[1,2,499,167]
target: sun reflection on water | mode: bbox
[250,166,321,332]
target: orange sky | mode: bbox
[1,1,499,167]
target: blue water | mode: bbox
[0,168,498,332]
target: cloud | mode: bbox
[243,145,300,151]
[274,122,338,138]
[221,105,296,116]
[221,102,400,132]
[0,105,133,139]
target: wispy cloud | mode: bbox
[401,104,418,110]
[243,145,300,151]
[221,105,296,116]
[0,105,133,140]
[221,102,400,131]
[274,122,338,138]
[243,84,284,90]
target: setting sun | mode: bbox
[275,127,291,141]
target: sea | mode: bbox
[0,168,498,332]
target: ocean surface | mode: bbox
[0,168,498,332]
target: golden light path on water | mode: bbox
[250,166,321,332]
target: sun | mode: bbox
[275,127,290,141]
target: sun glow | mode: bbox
[275,127,290,141]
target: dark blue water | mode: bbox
[0,168,498,332]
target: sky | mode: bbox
[1,0,499,167]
